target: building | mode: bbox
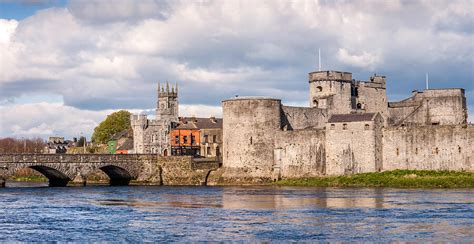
[131,82,179,155]
[213,69,472,183]
[132,82,223,156]
[107,129,133,154]
[45,136,68,154]
[171,117,223,157]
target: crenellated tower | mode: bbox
[157,82,179,124]
[308,70,353,114]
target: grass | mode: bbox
[274,170,474,188]
[10,175,48,182]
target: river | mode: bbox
[0,182,472,242]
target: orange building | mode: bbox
[171,117,222,157]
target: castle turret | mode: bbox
[309,70,353,114]
[130,114,148,153]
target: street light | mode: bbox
[22,137,26,153]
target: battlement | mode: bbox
[309,70,352,83]
[131,114,148,121]
[421,88,465,97]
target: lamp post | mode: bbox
[22,137,26,153]
[80,132,86,154]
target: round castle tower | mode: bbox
[222,97,282,180]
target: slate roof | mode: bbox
[175,117,223,130]
[328,113,376,123]
[109,129,132,141]
[117,138,134,150]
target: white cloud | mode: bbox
[337,48,382,70]
[179,104,222,118]
[0,102,113,139]
[0,0,472,138]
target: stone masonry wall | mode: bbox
[325,120,381,175]
[274,129,326,179]
[137,156,218,185]
[382,124,473,171]
[281,106,328,130]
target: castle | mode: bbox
[211,70,472,183]
[131,70,472,183]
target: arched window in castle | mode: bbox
[313,99,318,107]
[396,148,399,156]
[458,146,462,153]
[434,147,439,154]
[357,103,362,109]
[342,124,348,130]
[317,86,323,92]
[330,124,335,130]
[249,137,253,145]
[364,124,370,130]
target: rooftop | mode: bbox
[175,117,223,130]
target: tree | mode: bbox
[0,137,46,153]
[91,110,131,144]
[77,136,86,147]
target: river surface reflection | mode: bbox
[0,183,473,242]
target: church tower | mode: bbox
[157,82,179,124]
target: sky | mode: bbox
[0,0,473,140]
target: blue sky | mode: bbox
[0,0,473,139]
[0,0,67,20]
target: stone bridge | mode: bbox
[0,154,158,187]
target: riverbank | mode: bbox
[10,175,48,182]
[274,170,474,188]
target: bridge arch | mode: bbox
[24,165,71,187]
[98,165,133,186]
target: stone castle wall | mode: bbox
[325,116,384,176]
[382,124,473,171]
[281,106,328,130]
[274,129,326,179]
[388,89,467,126]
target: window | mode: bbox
[204,134,208,143]
[207,147,211,155]
[216,146,220,157]
[183,136,188,144]
[434,147,439,154]
[191,134,195,144]
[342,124,348,130]
[175,136,179,144]
[396,148,399,156]
[357,103,362,109]
[212,135,217,143]
[330,124,335,130]
[364,124,370,130]
[317,86,323,92]
[250,137,253,144]
[458,146,462,153]
[313,99,318,107]
[415,148,418,155]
